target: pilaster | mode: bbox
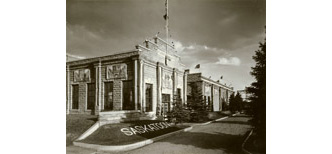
[138,59,144,112]
[134,60,138,110]
[183,71,187,106]
[66,65,70,114]
[156,63,162,115]
[211,84,214,111]
[96,60,102,114]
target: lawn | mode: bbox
[78,120,190,145]
[66,114,98,146]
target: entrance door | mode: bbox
[162,94,170,115]
[104,82,113,111]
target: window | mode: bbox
[145,84,153,112]
[104,82,113,111]
[123,81,134,110]
[87,83,95,110]
[176,88,182,103]
[208,96,211,111]
[72,85,79,109]
[162,94,170,114]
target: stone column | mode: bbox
[183,71,187,106]
[94,65,98,114]
[134,60,138,110]
[219,87,222,111]
[66,65,70,114]
[95,60,102,114]
[142,61,145,112]
[211,84,214,111]
[138,59,143,112]
[156,63,162,115]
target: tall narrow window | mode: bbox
[104,82,113,111]
[123,80,134,110]
[176,88,181,103]
[162,94,170,115]
[145,84,153,112]
[87,83,95,110]
[208,96,211,111]
[72,85,79,109]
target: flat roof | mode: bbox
[188,73,234,91]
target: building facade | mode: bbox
[66,36,187,124]
[186,72,234,112]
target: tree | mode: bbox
[187,82,208,122]
[229,93,236,113]
[168,99,189,124]
[247,39,266,131]
[235,92,244,112]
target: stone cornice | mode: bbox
[66,50,139,66]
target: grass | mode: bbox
[78,120,190,145]
[66,114,98,146]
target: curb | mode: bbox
[192,116,229,126]
[242,129,254,154]
[76,121,101,141]
[73,126,193,152]
[191,113,236,126]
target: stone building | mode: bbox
[186,72,234,111]
[66,36,187,124]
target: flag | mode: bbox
[163,0,169,20]
[163,14,168,20]
[195,64,200,69]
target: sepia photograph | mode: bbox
[66,0,265,153]
[4,0,332,154]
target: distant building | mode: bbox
[66,36,188,124]
[186,72,234,111]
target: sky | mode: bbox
[66,0,266,91]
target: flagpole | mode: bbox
[165,0,168,65]
[163,0,169,121]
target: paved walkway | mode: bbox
[67,115,252,154]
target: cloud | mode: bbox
[66,53,86,60]
[173,41,185,52]
[172,40,233,68]
[218,14,238,25]
[216,57,241,66]
[172,40,197,52]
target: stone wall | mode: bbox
[100,60,134,111]
[67,64,96,114]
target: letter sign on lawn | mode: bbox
[121,128,133,136]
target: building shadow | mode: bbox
[87,117,98,122]
[158,131,250,153]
